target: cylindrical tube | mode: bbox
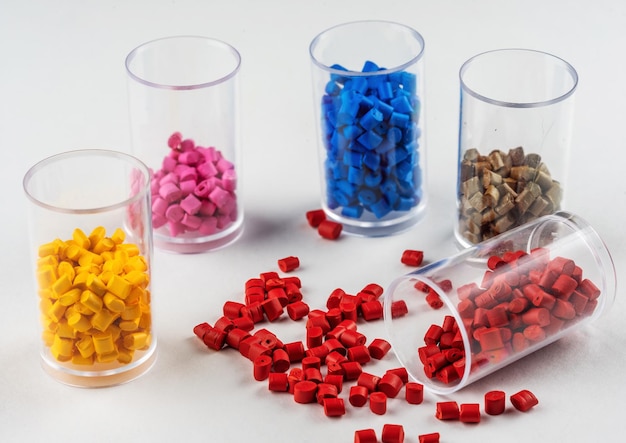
[456,49,578,247]
[126,35,243,252]
[309,20,427,237]
[384,211,615,395]
[23,150,157,387]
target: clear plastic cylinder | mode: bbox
[384,211,615,395]
[456,49,578,247]
[309,20,427,237]
[126,35,243,253]
[23,150,157,387]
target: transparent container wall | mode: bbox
[384,212,615,395]
[456,49,578,247]
[126,36,243,253]
[309,21,427,237]
[23,150,156,387]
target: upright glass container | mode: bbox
[309,21,427,236]
[23,150,157,387]
[126,36,243,253]
[384,211,615,395]
[456,49,578,247]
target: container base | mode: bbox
[326,207,426,237]
[42,348,157,388]
[154,222,244,253]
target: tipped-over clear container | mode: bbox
[23,149,157,387]
[384,211,615,394]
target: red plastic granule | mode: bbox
[272,348,290,373]
[381,424,405,443]
[425,290,443,309]
[225,328,251,349]
[323,374,343,393]
[386,367,409,384]
[318,220,342,239]
[293,380,318,404]
[361,300,384,321]
[277,255,300,273]
[341,361,363,380]
[357,372,380,393]
[286,300,310,321]
[287,368,303,394]
[253,355,272,381]
[339,329,367,348]
[268,372,289,392]
[323,397,346,417]
[306,326,324,349]
[306,209,326,228]
[222,301,245,319]
[484,390,506,415]
[354,429,377,443]
[391,300,409,318]
[405,382,424,405]
[401,249,424,267]
[202,326,227,350]
[349,385,369,407]
[510,389,539,412]
[378,372,404,398]
[418,432,440,443]
[369,391,387,415]
[260,297,284,322]
[232,315,254,332]
[435,401,459,420]
[193,322,211,340]
[316,383,339,405]
[368,338,391,360]
[347,345,371,364]
[459,403,481,423]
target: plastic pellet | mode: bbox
[287,301,310,321]
[401,249,424,267]
[316,382,339,405]
[293,380,318,404]
[318,220,342,240]
[459,403,481,423]
[349,385,370,407]
[378,372,404,398]
[323,397,346,417]
[306,209,326,228]
[354,429,377,443]
[418,432,440,443]
[381,424,405,443]
[368,338,391,359]
[405,382,424,404]
[253,355,272,381]
[391,300,408,318]
[369,391,387,415]
[268,372,289,392]
[510,389,539,412]
[484,390,506,415]
[278,256,300,273]
[435,401,460,420]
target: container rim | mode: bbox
[459,48,578,108]
[125,35,241,90]
[23,149,151,215]
[309,20,425,76]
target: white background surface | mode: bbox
[1,1,625,442]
